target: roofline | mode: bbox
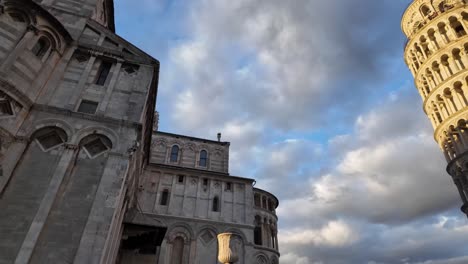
[254,187,279,208]
[147,163,255,182]
[86,20,159,65]
[154,131,230,146]
[401,0,416,36]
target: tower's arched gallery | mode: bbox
[0,0,280,263]
[402,0,468,217]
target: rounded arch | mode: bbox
[35,26,61,52]
[79,134,112,158]
[222,228,247,243]
[4,0,72,42]
[443,87,453,97]
[30,126,68,151]
[3,4,36,25]
[167,222,195,243]
[5,8,31,24]
[74,126,118,150]
[26,118,74,141]
[169,144,180,162]
[420,4,431,17]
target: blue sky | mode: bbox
[115,1,468,263]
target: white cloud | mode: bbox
[281,253,312,264]
[116,0,468,263]
[281,220,359,247]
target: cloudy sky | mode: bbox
[115,0,468,263]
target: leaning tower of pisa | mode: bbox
[402,0,468,216]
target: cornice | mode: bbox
[32,103,143,130]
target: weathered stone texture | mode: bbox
[0,1,279,263]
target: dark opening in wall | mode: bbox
[199,150,207,167]
[0,100,13,116]
[161,189,169,206]
[254,226,262,245]
[32,37,50,59]
[212,196,219,212]
[170,145,179,162]
[77,100,98,114]
[83,137,110,157]
[178,175,185,183]
[36,131,64,150]
[95,61,112,85]
[120,224,167,255]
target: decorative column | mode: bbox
[217,233,241,264]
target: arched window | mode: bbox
[170,145,179,162]
[450,17,466,37]
[212,196,220,212]
[31,37,50,59]
[199,150,208,167]
[254,216,262,245]
[161,189,170,206]
[171,237,184,264]
[35,127,67,151]
[81,134,112,158]
[438,1,446,12]
[268,199,274,212]
[254,193,261,207]
[421,5,431,17]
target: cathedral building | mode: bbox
[0,0,280,263]
[402,0,468,216]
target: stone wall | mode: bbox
[0,1,159,263]
[151,132,230,173]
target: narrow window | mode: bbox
[226,182,232,191]
[31,37,50,59]
[203,178,209,186]
[178,175,184,183]
[212,196,219,212]
[199,150,208,167]
[439,2,445,12]
[254,216,263,245]
[420,5,431,17]
[170,145,179,162]
[171,237,184,264]
[455,24,466,37]
[77,100,98,114]
[254,194,261,207]
[160,189,169,206]
[262,197,267,209]
[95,61,112,85]
[271,233,276,249]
